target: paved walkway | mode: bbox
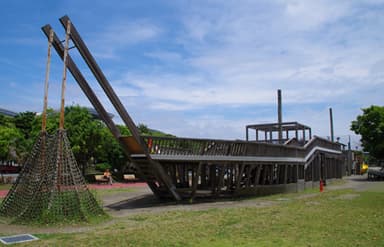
[0,182,147,198]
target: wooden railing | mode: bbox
[303,136,341,155]
[140,135,340,159]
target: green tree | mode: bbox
[14,111,37,139]
[351,105,384,162]
[95,126,126,172]
[137,123,150,135]
[0,114,15,128]
[31,108,60,137]
[64,106,103,174]
[14,111,39,153]
[117,125,131,136]
[0,113,31,163]
[0,125,23,162]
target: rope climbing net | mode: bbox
[0,19,106,224]
[0,130,105,224]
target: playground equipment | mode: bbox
[0,22,104,223]
[41,16,344,201]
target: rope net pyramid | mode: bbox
[0,130,105,224]
[0,21,105,224]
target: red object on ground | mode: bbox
[0,182,147,198]
[320,179,324,192]
[0,190,8,198]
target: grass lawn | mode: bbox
[7,184,382,247]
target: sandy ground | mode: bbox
[0,174,383,235]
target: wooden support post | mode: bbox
[261,165,268,185]
[171,164,177,184]
[236,163,245,191]
[216,165,226,196]
[254,165,262,187]
[190,162,202,200]
[312,157,315,183]
[319,154,323,182]
[296,164,299,183]
[309,128,312,139]
[59,20,71,130]
[324,157,328,183]
[245,165,252,187]
[227,165,233,191]
[209,164,216,191]
[256,130,259,141]
[190,165,193,188]
[200,164,206,187]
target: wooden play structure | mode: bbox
[41,16,344,201]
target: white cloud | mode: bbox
[18,0,381,141]
[144,51,183,62]
[89,19,162,59]
[281,0,350,30]
[131,1,381,138]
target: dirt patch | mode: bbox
[295,193,318,200]
[305,201,321,206]
[335,193,360,200]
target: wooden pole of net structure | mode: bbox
[59,20,71,130]
[56,19,71,193]
[42,29,53,132]
[39,29,54,178]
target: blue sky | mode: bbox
[1,0,383,147]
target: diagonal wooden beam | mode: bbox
[41,25,123,146]
[59,15,147,155]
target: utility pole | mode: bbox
[278,89,283,143]
[347,135,352,176]
[329,108,334,142]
